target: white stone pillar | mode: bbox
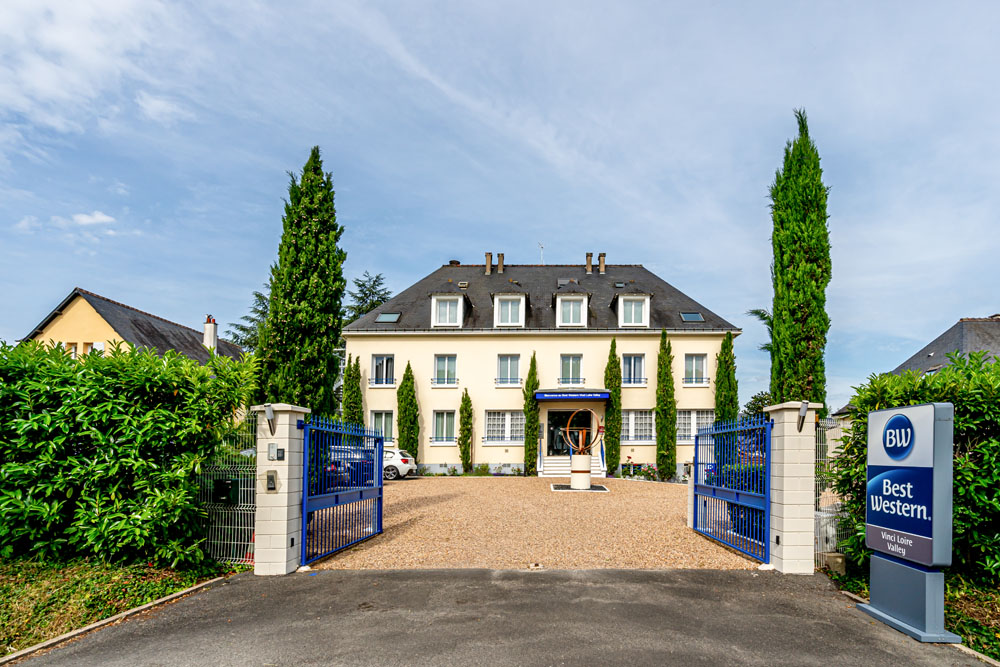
[764,401,822,575]
[251,403,311,576]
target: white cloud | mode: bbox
[71,210,115,225]
[13,215,39,232]
[135,90,194,126]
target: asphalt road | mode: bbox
[24,569,977,666]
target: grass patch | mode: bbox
[0,558,237,656]
[826,569,1000,660]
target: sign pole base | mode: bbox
[857,554,960,643]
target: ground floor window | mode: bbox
[432,410,456,442]
[621,409,654,441]
[676,409,715,441]
[371,410,393,442]
[484,410,525,443]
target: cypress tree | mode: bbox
[767,109,831,409]
[522,352,539,475]
[714,332,739,422]
[458,389,473,473]
[342,354,363,426]
[655,330,677,481]
[396,362,419,463]
[257,146,346,414]
[603,338,622,476]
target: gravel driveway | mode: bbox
[315,477,756,570]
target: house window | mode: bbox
[497,355,520,386]
[371,355,394,386]
[65,343,77,359]
[680,312,705,322]
[559,355,583,385]
[432,296,462,327]
[484,410,525,443]
[494,295,525,327]
[557,296,586,327]
[622,354,645,385]
[677,411,692,441]
[696,410,715,434]
[371,411,393,442]
[621,410,654,442]
[676,409,715,441]
[684,354,709,385]
[92,341,105,354]
[432,411,456,442]
[433,355,457,385]
[619,296,649,327]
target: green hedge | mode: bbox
[832,352,1000,583]
[0,342,255,568]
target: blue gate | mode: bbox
[693,414,772,562]
[300,416,384,565]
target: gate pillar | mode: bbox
[764,401,822,574]
[251,403,311,575]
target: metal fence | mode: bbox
[301,416,384,565]
[693,414,772,562]
[815,417,851,568]
[198,411,257,565]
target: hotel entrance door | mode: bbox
[546,410,593,456]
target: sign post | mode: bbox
[858,403,960,643]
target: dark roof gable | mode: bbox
[891,315,1000,375]
[346,263,738,332]
[25,288,242,363]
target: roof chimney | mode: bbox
[497,252,504,274]
[485,252,492,275]
[598,252,606,275]
[203,315,218,352]
[586,252,593,274]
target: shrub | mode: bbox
[0,342,255,568]
[832,352,1000,583]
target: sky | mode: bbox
[2,1,999,411]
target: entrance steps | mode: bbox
[538,455,606,478]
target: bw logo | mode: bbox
[882,414,915,461]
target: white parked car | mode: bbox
[382,448,417,480]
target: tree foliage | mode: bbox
[346,271,392,323]
[714,332,739,422]
[225,274,271,354]
[0,342,256,567]
[762,109,831,410]
[458,389,473,473]
[342,354,363,426]
[257,146,346,414]
[522,352,539,475]
[396,362,419,463]
[741,390,773,418]
[603,338,622,476]
[655,330,677,480]
[832,353,1000,584]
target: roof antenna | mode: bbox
[538,241,544,265]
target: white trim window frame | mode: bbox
[432,354,458,387]
[483,410,525,445]
[493,294,526,328]
[683,353,710,386]
[556,295,587,328]
[676,410,693,442]
[621,409,655,443]
[431,295,463,328]
[370,354,395,387]
[622,354,645,386]
[431,410,456,445]
[371,410,394,442]
[618,295,650,328]
[559,354,583,386]
[496,354,521,387]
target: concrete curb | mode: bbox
[0,575,226,665]
[839,591,1000,665]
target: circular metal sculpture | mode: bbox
[557,408,603,490]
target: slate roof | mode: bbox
[25,287,242,363]
[346,263,738,332]
[891,315,1000,375]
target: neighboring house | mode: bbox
[890,314,1000,375]
[343,252,740,477]
[23,287,242,363]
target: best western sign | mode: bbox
[865,403,953,567]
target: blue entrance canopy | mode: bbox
[535,390,610,401]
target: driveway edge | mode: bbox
[0,575,226,665]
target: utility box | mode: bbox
[212,478,239,505]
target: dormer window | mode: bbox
[431,295,462,328]
[494,295,525,327]
[618,295,650,328]
[557,296,587,328]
